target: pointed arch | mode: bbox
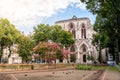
[70,45,76,52]
[79,40,90,49]
[79,43,89,53]
[68,23,75,30]
[81,23,86,39]
[81,44,87,52]
[68,22,76,38]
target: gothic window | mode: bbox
[68,23,76,38]
[68,23,73,31]
[81,44,87,52]
[81,23,86,39]
[77,22,79,30]
[72,30,76,38]
[83,46,86,52]
[70,45,75,52]
[70,23,74,28]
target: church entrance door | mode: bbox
[83,54,86,62]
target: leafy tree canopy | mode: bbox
[33,24,75,48]
[0,18,20,59]
[81,0,120,62]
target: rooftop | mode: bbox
[55,16,89,23]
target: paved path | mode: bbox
[0,67,119,80]
[0,69,96,80]
[104,70,120,80]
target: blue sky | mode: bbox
[0,0,96,35]
[42,6,96,25]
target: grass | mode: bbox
[108,66,118,71]
[76,64,92,70]
[92,65,107,70]
[75,64,107,70]
[108,63,120,72]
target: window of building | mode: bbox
[81,44,87,52]
[70,45,75,52]
[81,23,86,39]
[83,46,86,52]
[68,23,76,38]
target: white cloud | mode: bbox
[75,2,86,10]
[0,0,86,34]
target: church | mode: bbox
[55,16,99,63]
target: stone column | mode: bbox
[77,48,80,63]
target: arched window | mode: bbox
[81,23,86,39]
[70,45,75,52]
[83,46,86,52]
[81,44,87,52]
[70,23,74,28]
[68,23,76,38]
[72,30,76,38]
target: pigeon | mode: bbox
[24,74,27,76]
[52,72,55,74]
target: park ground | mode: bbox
[0,66,120,80]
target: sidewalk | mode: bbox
[104,68,120,80]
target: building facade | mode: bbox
[2,44,22,64]
[55,16,98,63]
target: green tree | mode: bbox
[51,25,64,43]
[18,34,35,63]
[70,54,76,63]
[0,18,20,62]
[60,31,75,49]
[56,50,63,62]
[81,0,120,63]
[51,25,75,48]
[33,24,52,44]
[33,24,75,49]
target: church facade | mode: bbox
[55,16,98,63]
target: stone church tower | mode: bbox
[55,16,98,63]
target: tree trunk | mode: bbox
[0,45,4,63]
[8,46,12,58]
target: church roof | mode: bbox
[55,16,89,23]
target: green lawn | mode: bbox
[75,64,107,70]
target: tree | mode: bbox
[33,24,75,49]
[62,49,71,63]
[33,24,52,44]
[18,34,35,63]
[51,25,75,48]
[70,54,76,63]
[51,25,64,43]
[56,50,63,62]
[81,0,120,63]
[0,18,20,62]
[33,42,62,63]
[59,31,75,49]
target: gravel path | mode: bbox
[0,68,119,80]
[83,70,104,80]
[0,74,15,80]
[12,70,95,80]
